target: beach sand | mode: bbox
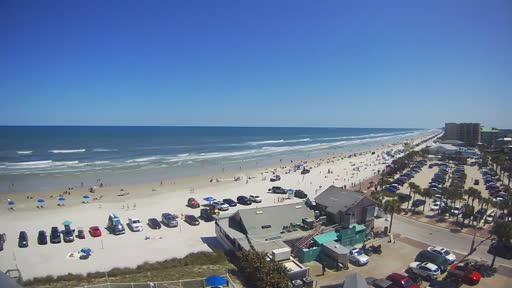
[0,133,438,280]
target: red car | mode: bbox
[385,273,420,288]
[187,198,200,208]
[89,226,102,237]
[448,264,481,285]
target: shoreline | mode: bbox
[0,129,435,193]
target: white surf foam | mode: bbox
[92,148,118,152]
[49,149,86,154]
[247,138,311,145]
[16,151,33,155]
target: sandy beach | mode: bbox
[0,132,439,280]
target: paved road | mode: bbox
[377,215,512,267]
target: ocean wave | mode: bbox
[49,149,86,154]
[92,148,117,152]
[126,156,160,163]
[247,138,311,145]
[4,160,80,169]
[16,151,33,155]
[178,153,189,157]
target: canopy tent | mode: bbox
[203,197,216,203]
[204,275,227,287]
[63,220,73,226]
[37,199,45,203]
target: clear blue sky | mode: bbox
[1,0,511,128]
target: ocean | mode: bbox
[0,126,434,192]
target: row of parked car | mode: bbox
[366,246,481,288]
[383,160,428,193]
[14,224,102,248]
[482,168,508,204]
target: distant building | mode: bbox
[428,143,480,158]
[444,123,481,147]
[314,186,378,230]
[481,127,512,147]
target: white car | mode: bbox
[128,217,143,232]
[485,210,496,224]
[430,201,442,211]
[249,195,262,203]
[408,262,440,279]
[212,201,229,211]
[349,248,369,266]
[427,246,456,264]
[450,206,462,216]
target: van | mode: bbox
[415,250,448,273]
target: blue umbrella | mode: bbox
[83,195,90,199]
[63,220,72,226]
[8,201,15,206]
[37,198,45,203]
[205,275,227,287]
[58,197,66,201]
[203,196,215,203]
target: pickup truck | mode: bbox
[128,217,144,232]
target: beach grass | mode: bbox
[23,251,231,288]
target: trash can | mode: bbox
[302,277,314,287]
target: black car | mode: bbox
[0,233,5,251]
[37,230,48,245]
[222,198,237,207]
[237,195,252,205]
[147,218,162,229]
[200,208,215,221]
[50,226,61,244]
[294,189,308,199]
[270,186,286,194]
[63,227,75,243]
[411,199,426,208]
[184,214,200,226]
[396,193,412,203]
[18,231,28,248]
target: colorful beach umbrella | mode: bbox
[8,201,15,206]
[82,195,90,199]
[204,275,227,287]
[58,197,66,201]
[63,220,72,226]
[203,196,215,203]
[37,198,45,203]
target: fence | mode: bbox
[77,274,237,288]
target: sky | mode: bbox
[1,0,511,129]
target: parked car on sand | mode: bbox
[89,226,102,237]
[184,214,200,226]
[147,218,162,229]
[408,262,440,280]
[37,230,47,245]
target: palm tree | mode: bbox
[383,199,402,233]
[490,221,512,267]
[421,188,433,213]
[406,182,418,209]
[461,204,474,228]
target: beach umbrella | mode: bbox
[8,201,15,206]
[81,247,92,255]
[63,220,73,226]
[82,195,90,199]
[203,196,215,203]
[37,199,45,203]
[204,275,227,287]
[58,197,66,201]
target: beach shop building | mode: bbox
[313,186,378,231]
[215,202,315,281]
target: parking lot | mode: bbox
[306,236,511,288]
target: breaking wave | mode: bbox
[49,149,86,154]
